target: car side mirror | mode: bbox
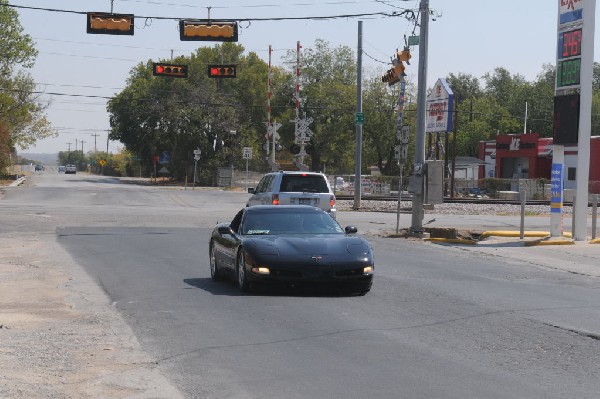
[345,226,358,234]
[247,187,255,194]
[218,225,234,235]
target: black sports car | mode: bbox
[209,205,374,294]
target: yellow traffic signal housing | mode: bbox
[87,12,134,35]
[153,63,188,78]
[207,65,237,78]
[397,48,411,64]
[179,20,238,42]
[381,64,405,86]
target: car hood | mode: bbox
[245,235,370,256]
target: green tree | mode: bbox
[0,0,54,170]
[108,43,272,182]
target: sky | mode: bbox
[8,0,596,155]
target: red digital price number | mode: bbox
[560,28,582,59]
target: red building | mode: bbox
[479,133,600,190]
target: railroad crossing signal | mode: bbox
[86,12,134,35]
[153,63,188,78]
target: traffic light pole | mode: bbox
[410,0,429,235]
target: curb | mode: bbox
[425,238,477,245]
[479,230,550,239]
[524,238,575,247]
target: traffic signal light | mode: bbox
[207,65,236,78]
[397,48,411,64]
[382,47,411,86]
[381,64,405,85]
[152,63,188,78]
[179,20,238,42]
[87,12,134,35]
[289,144,301,155]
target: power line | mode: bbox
[5,3,416,23]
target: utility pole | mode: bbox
[410,0,429,235]
[80,140,86,154]
[353,21,363,210]
[67,142,72,152]
[91,133,100,152]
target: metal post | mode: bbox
[450,103,458,198]
[353,21,363,210]
[592,194,598,239]
[193,159,197,190]
[572,195,576,238]
[396,167,404,234]
[245,159,249,193]
[410,0,429,234]
[520,189,526,239]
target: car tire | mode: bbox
[209,243,222,281]
[236,249,250,292]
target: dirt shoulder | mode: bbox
[0,233,184,398]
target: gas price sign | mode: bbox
[556,28,582,88]
[558,28,582,59]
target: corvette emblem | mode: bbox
[311,256,323,261]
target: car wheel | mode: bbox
[236,249,250,292]
[209,243,222,281]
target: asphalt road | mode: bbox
[3,172,600,398]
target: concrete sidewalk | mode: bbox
[337,210,600,278]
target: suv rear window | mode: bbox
[280,175,329,193]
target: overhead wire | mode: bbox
[4,3,417,23]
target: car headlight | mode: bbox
[363,266,374,274]
[251,267,270,275]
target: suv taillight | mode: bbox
[330,195,335,207]
[272,194,280,205]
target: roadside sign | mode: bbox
[243,147,253,159]
[193,148,201,155]
[159,151,170,165]
[355,112,365,125]
[426,78,454,133]
[99,159,106,166]
[194,154,201,161]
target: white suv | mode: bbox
[247,171,337,218]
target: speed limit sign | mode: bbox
[242,147,252,159]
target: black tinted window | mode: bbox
[280,175,329,193]
[241,209,342,235]
[255,175,273,193]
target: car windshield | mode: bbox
[242,210,343,235]
[280,175,329,193]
